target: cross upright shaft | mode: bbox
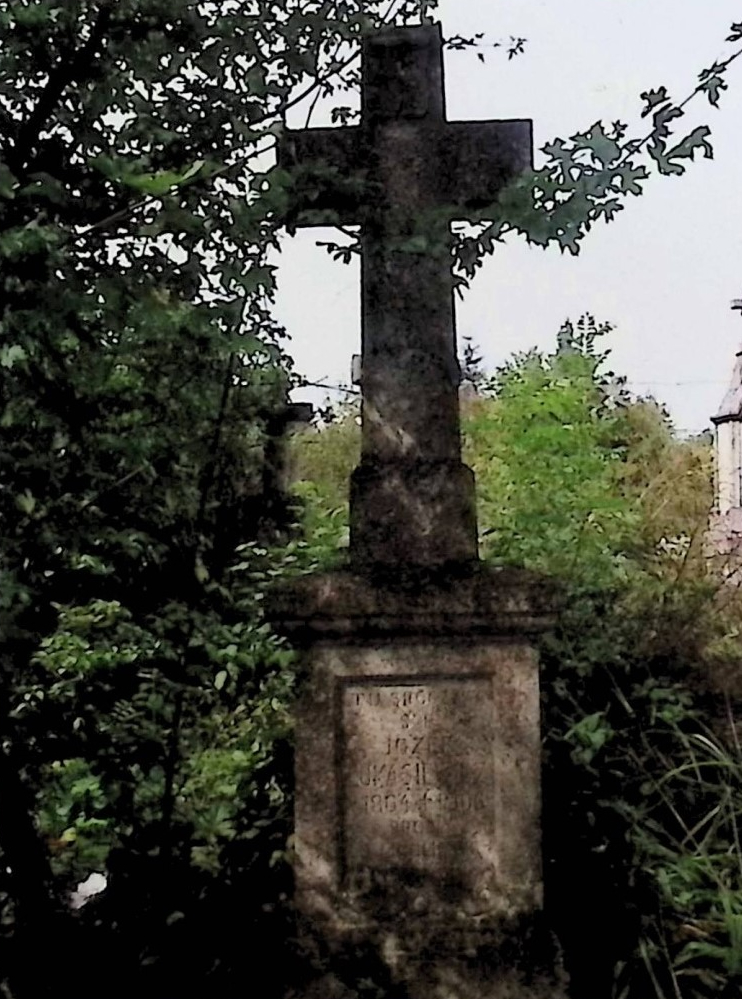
[279,24,533,569]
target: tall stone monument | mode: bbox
[708,301,742,570]
[270,23,562,998]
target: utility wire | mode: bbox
[296,379,359,395]
[292,379,718,437]
[630,380,728,386]
[296,377,731,394]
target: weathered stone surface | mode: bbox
[268,567,555,942]
[292,636,542,932]
[350,460,477,568]
[270,21,564,999]
[268,569,556,943]
[279,24,532,568]
[341,676,496,889]
[292,925,568,999]
[269,562,555,947]
[267,564,556,639]
[275,580,567,998]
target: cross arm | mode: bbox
[277,125,366,227]
[440,119,533,219]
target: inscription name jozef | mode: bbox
[341,679,495,889]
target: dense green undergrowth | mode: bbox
[291,316,742,999]
[3,0,742,993]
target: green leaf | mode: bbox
[576,123,622,167]
[15,490,35,515]
[613,164,648,196]
[652,125,714,175]
[640,87,671,116]
[699,74,727,107]
[698,63,729,107]
[89,157,212,196]
[592,199,623,222]
[541,137,574,168]
[0,343,27,368]
[20,171,66,204]
[0,162,17,199]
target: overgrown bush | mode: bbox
[0,3,426,994]
[3,0,741,991]
[291,316,742,999]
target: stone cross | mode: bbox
[270,26,562,995]
[279,23,533,568]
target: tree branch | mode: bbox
[8,3,113,176]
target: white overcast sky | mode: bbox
[272,0,742,436]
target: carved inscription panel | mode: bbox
[341,677,496,888]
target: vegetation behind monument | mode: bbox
[0,2,425,994]
[2,1,742,995]
[293,318,742,998]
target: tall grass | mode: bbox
[611,694,742,998]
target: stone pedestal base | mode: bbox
[296,913,568,999]
[350,459,478,567]
[269,564,564,999]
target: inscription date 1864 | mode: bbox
[341,678,496,886]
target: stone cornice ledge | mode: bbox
[266,563,558,641]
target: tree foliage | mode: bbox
[2,1,741,995]
[0,2,435,995]
[294,318,742,998]
[469,333,742,999]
